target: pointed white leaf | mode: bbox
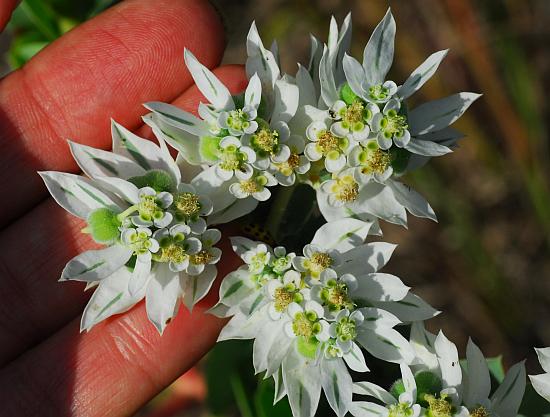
[321,357,353,417]
[349,401,388,417]
[337,242,397,276]
[529,373,550,403]
[217,267,254,307]
[93,176,139,204]
[373,292,440,323]
[535,347,550,373]
[144,101,208,137]
[40,171,120,219]
[405,138,452,157]
[343,342,369,372]
[183,264,217,309]
[386,180,437,221]
[491,361,526,417]
[246,21,280,93]
[282,347,322,417]
[434,331,462,398]
[69,141,145,179]
[80,266,145,331]
[355,273,410,302]
[398,50,448,100]
[343,53,366,98]
[354,182,408,227]
[296,64,317,106]
[207,196,259,226]
[245,73,262,109]
[61,245,132,282]
[184,49,234,110]
[145,264,183,334]
[111,120,178,178]
[311,218,372,252]
[409,93,482,135]
[218,308,270,341]
[353,381,396,405]
[356,327,414,364]
[272,78,299,123]
[320,45,339,107]
[362,8,396,85]
[463,339,491,408]
[191,166,236,213]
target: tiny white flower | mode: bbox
[320,168,361,208]
[370,98,411,150]
[348,140,393,184]
[305,119,350,173]
[265,270,304,320]
[131,186,174,228]
[153,224,202,272]
[187,228,222,276]
[172,183,213,233]
[293,244,342,280]
[329,99,378,142]
[269,135,311,186]
[229,170,277,202]
[215,136,257,181]
[242,243,272,274]
[284,300,330,342]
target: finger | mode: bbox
[0,270,237,417]
[0,65,248,366]
[0,0,18,31]
[0,0,225,227]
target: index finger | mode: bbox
[0,0,225,227]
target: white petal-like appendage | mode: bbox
[61,245,132,282]
[184,49,234,111]
[398,49,449,100]
[145,264,183,334]
[321,357,353,417]
[362,8,396,85]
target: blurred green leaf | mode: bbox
[487,356,505,383]
[254,378,293,417]
[20,0,62,41]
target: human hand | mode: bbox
[0,1,246,415]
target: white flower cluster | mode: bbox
[41,122,227,333]
[39,7,544,417]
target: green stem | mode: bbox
[117,205,139,222]
[265,184,296,240]
[230,373,255,417]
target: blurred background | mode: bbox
[2,0,550,415]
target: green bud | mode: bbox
[415,371,442,408]
[340,83,358,105]
[390,378,406,399]
[232,93,245,109]
[128,169,175,193]
[297,336,319,359]
[87,208,121,243]
[199,136,222,162]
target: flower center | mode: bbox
[470,407,490,417]
[381,110,408,139]
[227,109,250,131]
[158,243,187,264]
[310,252,332,272]
[175,192,200,217]
[369,84,390,101]
[336,317,356,341]
[331,175,359,203]
[317,130,340,155]
[219,145,246,171]
[425,394,453,417]
[292,312,318,338]
[252,128,279,154]
[128,230,152,255]
[342,101,364,125]
[274,153,300,176]
[240,178,261,194]
[359,145,391,175]
[388,403,414,417]
[274,287,293,312]
[190,249,213,265]
[138,195,163,221]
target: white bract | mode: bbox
[529,347,550,404]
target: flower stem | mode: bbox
[265,183,296,241]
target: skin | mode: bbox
[0,1,247,415]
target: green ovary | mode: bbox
[358,146,391,175]
[388,403,414,417]
[128,230,152,255]
[219,146,246,171]
[138,195,163,221]
[292,312,319,338]
[227,109,250,131]
[381,110,408,139]
[369,84,390,101]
